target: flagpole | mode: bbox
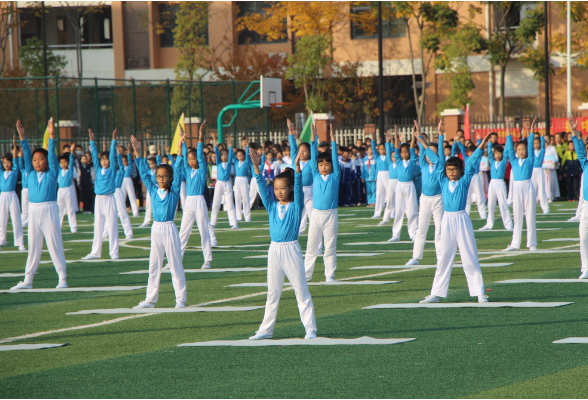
[566,0,572,116]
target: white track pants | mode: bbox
[257,240,317,336]
[70,184,78,212]
[479,171,489,195]
[576,178,584,219]
[180,181,187,210]
[57,187,77,233]
[121,177,139,217]
[90,194,119,258]
[21,188,29,227]
[211,180,237,227]
[305,208,338,280]
[143,192,152,225]
[507,169,514,205]
[382,178,398,222]
[299,186,313,234]
[249,178,259,207]
[179,195,212,262]
[430,210,484,298]
[234,176,251,222]
[580,201,588,272]
[392,181,418,240]
[373,171,389,217]
[510,179,537,249]
[545,169,560,200]
[0,192,24,247]
[412,193,443,260]
[114,188,133,238]
[145,221,186,304]
[22,202,67,285]
[532,167,549,214]
[486,179,513,229]
[465,174,487,219]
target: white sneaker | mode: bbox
[18,246,27,251]
[579,271,588,279]
[211,240,218,247]
[71,230,77,234]
[231,226,239,230]
[405,258,419,266]
[478,295,489,303]
[326,275,335,282]
[529,246,538,252]
[502,246,518,252]
[125,235,133,239]
[111,255,119,260]
[304,330,317,340]
[543,210,550,215]
[371,215,379,219]
[568,216,580,222]
[201,261,211,269]
[378,221,387,226]
[245,220,251,222]
[505,226,514,231]
[249,332,272,340]
[479,225,491,231]
[133,301,156,309]
[387,237,400,242]
[317,247,323,255]
[82,254,99,260]
[419,295,439,304]
[56,282,68,289]
[175,302,185,308]
[10,281,32,290]
[306,276,312,282]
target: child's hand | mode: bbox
[569,115,578,132]
[311,123,317,142]
[178,135,186,156]
[48,119,54,139]
[294,152,301,173]
[199,120,206,139]
[330,122,335,142]
[287,119,295,136]
[71,142,76,153]
[89,129,95,141]
[130,136,141,152]
[16,120,26,140]
[164,144,170,153]
[227,137,233,147]
[249,147,261,166]
[437,119,444,135]
[112,128,117,141]
[530,117,537,134]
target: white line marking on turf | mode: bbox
[178,337,416,347]
[39,258,150,265]
[227,281,401,287]
[496,279,588,283]
[244,253,384,259]
[0,343,68,351]
[364,302,574,309]
[66,306,265,315]
[121,268,268,274]
[350,263,513,270]
[475,228,562,232]
[543,238,579,242]
[553,338,588,344]
[344,241,434,245]
[1,286,147,293]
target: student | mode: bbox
[406,120,445,265]
[130,134,187,308]
[530,126,549,214]
[164,144,187,211]
[363,143,377,207]
[263,150,281,201]
[233,138,252,222]
[338,147,354,207]
[544,135,560,202]
[480,140,513,231]
[121,143,139,217]
[18,149,29,227]
[11,120,68,289]
[305,123,340,282]
[452,140,487,219]
[210,136,238,230]
[351,148,364,206]
[77,154,95,214]
[113,147,133,239]
[372,135,390,218]
[247,148,317,340]
[139,150,158,228]
[380,128,398,225]
[288,119,315,235]
[82,129,119,260]
[57,145,78,234]
[249,143,264,211]
[178,122,213,268]
[0,136,25,251]
[388,128,418,242]
[503,117,539,252]
[415,131,492,303]
[562,140,581,201]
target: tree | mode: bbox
[285,34,332,113]
[173,1,211,81]
[0,2,22,76]
[18,37,67,78]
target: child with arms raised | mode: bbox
[0,136,25,250]
[57,142,77,234]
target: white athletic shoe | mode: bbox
[56,282,68,289]
[175,302,185,308]
[231,226,239,230]
[139,223,150,228]
[405,258,419,266]
[568,216,580,222]
[133,301,156,309]
[502,246,519,252]
[18,246,27,251]
[529,246,538,252]
[479,225,491,231]
[579,271,588,279]
[317,246,323,255]
[505,226,514,231]
[371,215,379,219]
[326,275,335,282]
[245,220,251,222]
[201,262,211,269]
[82,254,100,260]
[10,281,32,290]
[71,230,77,234]
[543,210,550,215]
[306,276,312,282]
[125,235,133,239]
[387,237,400,242]
[111,255,119,260]
[211,240,218,247]
[378,221,387,226]
[249,332,272,340]
[419,295,439,304]
[304,330,317,340]
[478,295,489,303]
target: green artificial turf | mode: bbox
[0,203,587,398]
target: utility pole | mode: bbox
[41,1,49,122]
[544,1,550,135]
[377,1,384,142]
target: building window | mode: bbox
[238,2,287,45]
[494,3,522,30]
[158,3,208,48]
[350,2,406,39]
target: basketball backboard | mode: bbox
[260,76,282,108]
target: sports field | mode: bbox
[1,203,587,398]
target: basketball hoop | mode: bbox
[269,102,290,108]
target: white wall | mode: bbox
[54,48,115,83]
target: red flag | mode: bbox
[464,104,471,140]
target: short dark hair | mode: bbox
[489,131,498,137]
[359,146,366,152]
[400,143,410,151]
[445,156,464,177]
[467,145,476,153]
[32,147,48,159]
[316,151,333,165]
[299,142,311,154]
[235,149,245,156]
[429,144,438,152]
[341,147,350,154]
[156,164,174,190]
[274,167,295,202]
[493,145,504,153]
[318,141,329,148]
[59,154,69,162]
[99,151,109,160]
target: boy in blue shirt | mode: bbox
[363,143,377,207]
[130,134,187,308]
[11,120,68,289]
[414,130,492,303]
[210,137,238,230]
[113,146,133,239]
[381,128,398,224]
[372,135,390,219]
[18,148,29,228]
[338,147,354,207]
[452,140,487,220]
[0,135,25,251]
[248,148,317,340]
[82,129,119,260]
[234,138,252,222]
[121,143,139,217]
[57,145,77,234]
[305,123,340,282]
[480,139,513,231]
[529,123,550,214]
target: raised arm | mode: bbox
[109,130,118,173]
[294,153,303,210]
[249,147,273,211]
[570,116,588,171]
[47,121,58,176]
[89,129,100,168]
[310,123,319,176]
[288,120,299,160]
[68,152,75,176]
[330,124,339,178]
[131,136,154,192]
[214,146,221,164]
[488,141,495,163]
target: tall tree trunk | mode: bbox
[499,63,506,117]
[406,20,422,124]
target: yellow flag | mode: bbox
[42,118,52,150]
[170,113,185,155]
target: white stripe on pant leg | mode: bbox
[304,210,325,279]
[23,202,67,285]
[249,178,259,207]
[122,177,139,217]
[532,167,549,213]
[430,212,459,298]
[382,178,397,222]
[21,188,29,227]
[143,192,152,225]
[0,192,24,247]
[234,176,251,222]
[90,194,119,258]
[374,171,389,217]
[299,186,313,234]
[115,188,132,238]
[580,202,588,272]
[455,212,484,296]
[258,241,316,336]
[412,194,443,260]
